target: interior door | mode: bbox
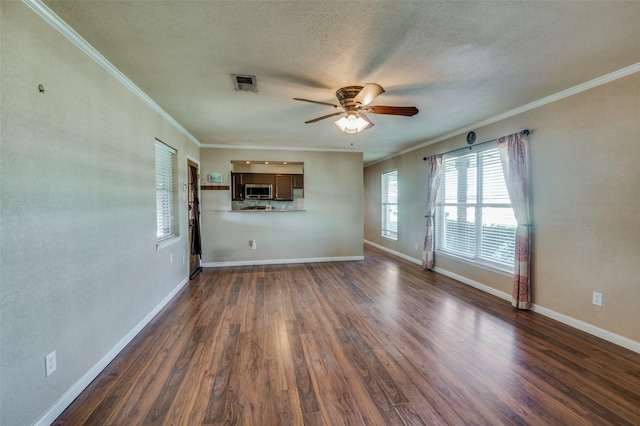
[187,160,202,279]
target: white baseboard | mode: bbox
[34,275,190,426]
[530,304,640,354]
[363,240,422,265]
[433,267,640,354]
[202,256,364,268]
[33,242,640,426]
[432,266,512,302]
[364,239,640,355]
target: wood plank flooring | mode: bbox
[54,246,640,425]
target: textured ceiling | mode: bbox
[44,1,640,164]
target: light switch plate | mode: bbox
[592,291,603,307]
[45,351,56,377]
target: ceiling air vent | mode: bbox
[232,74,257,92]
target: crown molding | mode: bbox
[23,0,640,162]
[366,61,640,167]
[22,0,202,148]
[199,143,361,154]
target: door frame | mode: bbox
[187,156,202,279]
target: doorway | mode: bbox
[187,160,202,279]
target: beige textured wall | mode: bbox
[364,71,640,344]
[0,3,199,424]
[199,148,364,263]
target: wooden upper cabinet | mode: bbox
[232,173,301,201]
[274,175,293,201]
[242,173,275,186]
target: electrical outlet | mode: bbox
[250,240,257,250]
[592,291,603,307]
[414,242,419,250]
[169,253,173,263]
[45,351,56,377]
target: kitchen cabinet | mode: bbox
[232,173,278,200]
[242,173,275,185]
[231,173,244,200]
[274,175,293,201]
[232,173,300,201]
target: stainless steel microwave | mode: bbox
[244,183,272,199]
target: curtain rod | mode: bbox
[423,129,529,161]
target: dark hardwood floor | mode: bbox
[54,246,640,425]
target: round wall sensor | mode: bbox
[466,131,476,145]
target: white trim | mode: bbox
[364,240,421,265]
[202,256,364,268]
[21,0,640,164]
[22,0,202,148]
[433,266,640,354]
[186,155,201,167]
[33,275,190,426]
[365,240,640,355]
[200,143,361,153]
[432,266,512,302]
[186,156,202,271]
[29,245,640,426]
[365,61,640,167]
[530,304,640,355]
[156,235,182,251]
[434,251,513,278]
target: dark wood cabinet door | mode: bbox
[231,173,243,200]
[233,173,297,201]
[243,173,275,186]
[274,175,293,201]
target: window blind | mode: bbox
[436,144,516,271]
[155,140,178,243]
[382,170,398,240]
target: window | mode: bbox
[436,145,515,272]
[155,139,178,243]
[381,170,398,240]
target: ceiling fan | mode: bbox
[293,83,418,134]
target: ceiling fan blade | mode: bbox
[365,105,419,117]
[293,98,341,108]
[305,111,344,124]
[353,83,385,106]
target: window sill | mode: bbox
[156,235,181,251]
[435,251,513,277]
[381,235,398,242]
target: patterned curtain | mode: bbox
[497,132,531,309]
[422,154,443,269]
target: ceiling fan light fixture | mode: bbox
[295,82,415,132]
[334,113,371,133]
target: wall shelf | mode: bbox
[201,185,230,190]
